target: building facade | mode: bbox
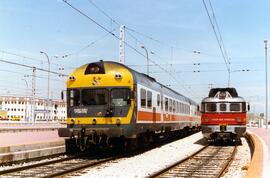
[0,96,66,122]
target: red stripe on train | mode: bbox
[201,113,246,125]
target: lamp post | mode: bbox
[141,45,154,75]
[40,51,50,122]
[141,45,149,75]
[21,78,29,122]
[264,40,268,129]
[21,78,28,96]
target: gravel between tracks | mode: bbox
[220,137,251,178]
[72,132,206,178]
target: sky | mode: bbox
[0,0,269,114]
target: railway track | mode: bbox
[0,152,122,178]
[150,145,237,178]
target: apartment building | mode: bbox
[0,96,66,122]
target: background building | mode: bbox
[0,96,66,122]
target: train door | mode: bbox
[153,107,156,123]
[160,94,164,122]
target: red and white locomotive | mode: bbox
[201,88,249,142]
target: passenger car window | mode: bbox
[147,91,152,108]
[165,97,168,111]
[141,88,146,108]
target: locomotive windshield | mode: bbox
[68,88,130,107]
[111,88,130,106]
[81,89,109,106]
[202,102,247,113]
[67,88,131,117]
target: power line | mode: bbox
[202,0,230,72]
[0,50,66,70]
[87,0,121,26]
[85,0,222,64]
[63,0,199,97]
[208,0,229,62]
[54,29,115,58]
[0,58,68,76]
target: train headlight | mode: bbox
[116,118,121,126]
[115,73,122,79]
[204,118,209,122]
[92,118,97,125]
[69,76,76,81]
[70,119,75,127]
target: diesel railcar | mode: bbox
[58,60,200,150]
[201,88,249,142]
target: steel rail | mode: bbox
[149,145,237,178]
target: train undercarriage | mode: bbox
[62,126,200,153]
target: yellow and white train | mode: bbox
[58,61,200,150]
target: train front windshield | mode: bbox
[201,102,247,113]
[67,88,131,117]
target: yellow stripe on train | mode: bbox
[67,100,134,125]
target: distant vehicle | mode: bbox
[0,110,8,120]
[58,60,201,151]
[201,87,249,142]
[11,117,20,121]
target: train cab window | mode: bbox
[165,97,168,111]
[82,89,108,106]
[147,91,152,108]
[140,89,146,108]
[206,103,216,112]
[220,103,227,111]
[242,102,246,112]
[68,89,80,106]
[157,94,160,107]
[201,103,205,113]
[111,88,130,106]
[230,103,240,111]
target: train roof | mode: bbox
[82,60,198,105]
[208,87,238,97]
[202,87,245,103]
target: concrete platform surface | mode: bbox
[0,130,64,147]
[247,128,270,178]
[0,122,66,133]
[0,130,66,163]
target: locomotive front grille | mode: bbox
[220,125,227,132]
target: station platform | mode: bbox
[246,128,270,178]
[0,122,65,133]
[0,130,66,164]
